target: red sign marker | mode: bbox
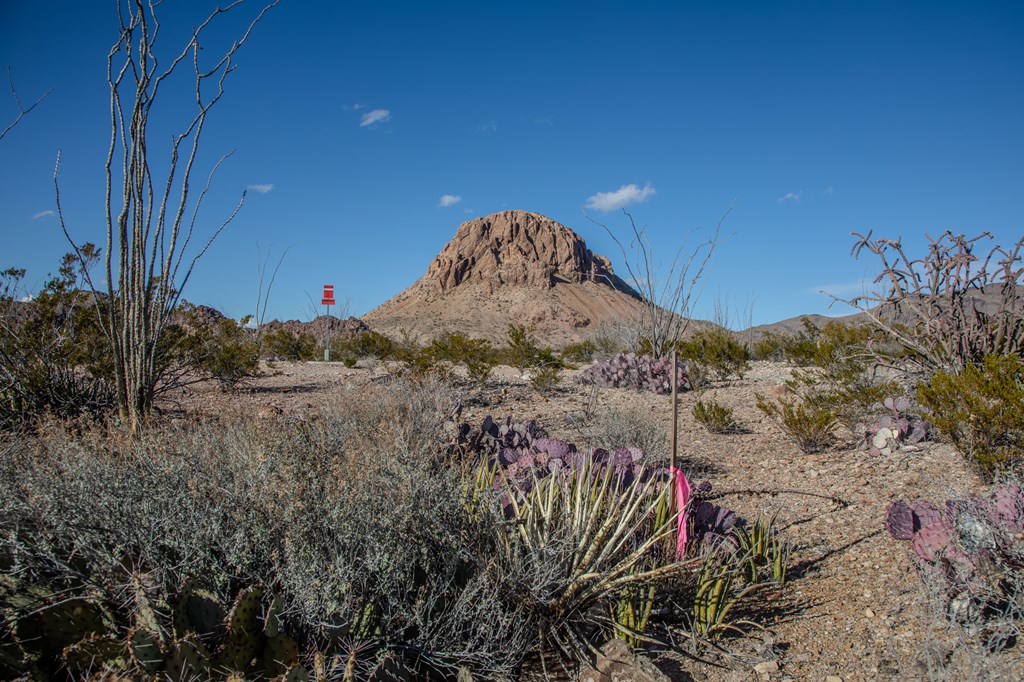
[322,284,335,306]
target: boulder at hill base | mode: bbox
[363,210,649,345]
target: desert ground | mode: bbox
[167,358,1020,682]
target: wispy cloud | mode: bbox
[438,194,462,208]
[479,121,497,132]
[534,116,554,126]
[360,109,390,127]
[463,208,474,214]
[32,210,54,220]
[342,103,365,111]
[777,191,802,203]
[584,183,656,213]
[247,183,274,194]
[823,186,834,195]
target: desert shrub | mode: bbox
[0,378,541,678]
[584,407,668,461]
[693,397,739,434]
[561,339,597,365]
[917,354,1024,472]
[885,482,1024,653]
[0,258,115,429]
[749,332,787,361]
[528,362,561,393]
[579,352,691,395]
[838,231,1024,374]
[503,323,541,371]
[755,393,839,453]
[425,332,496,384]
[180,316,261,390]
[676,327,751,381]
[262,327,318,361]
[345,330,397,360]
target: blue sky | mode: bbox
[1,1,1021,328]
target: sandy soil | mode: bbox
[167,360,1022,682]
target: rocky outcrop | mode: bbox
[261,315,368,340]
[363,211,649,346]
[425,211,638,296]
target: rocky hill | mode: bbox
[363,210,651,345]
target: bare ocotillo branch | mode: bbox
[55,0,279,432]
[586,206,730,356]
[0,67,52,143]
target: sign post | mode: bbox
[321,284,335,361]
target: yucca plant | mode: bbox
[691,553,762,638]
[735,511,791,585]
[499,456,695,662]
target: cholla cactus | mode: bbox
[858,396,932,456]
[579,353,691,394]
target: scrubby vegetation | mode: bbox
[2,228,1023,679]
[0,379,790,679]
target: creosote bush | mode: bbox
[693,397,739,434]
[262,327,318,361]
[918,354,1024,473]
[676,327,751,381]
[755,393,839,454]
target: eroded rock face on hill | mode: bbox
[364,210,648,345]
[426,211,636,295]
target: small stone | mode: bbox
[754,661,779,674]
[825,676,843,682]
[865,608,875,618]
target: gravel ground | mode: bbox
[169,360,1023,682]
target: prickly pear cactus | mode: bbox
[859,396,932,455]
[885,500,916,540]
[217,586,264,672]
[579,352,691,394]
[886,483,1024,626]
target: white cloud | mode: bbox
[463,207,474,214]
[823,186,834,195]
[584,183,656,213]
[479,121,497,132]
[777,191,802,203]
[32,210,54,220]
[247,183,274,194]
[360,109,391,127]
[438,194,462,208]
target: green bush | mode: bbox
[561,339,597,365]
[917,354,1024,472]
[750,332,787,361]
[425,332,496,384]
[262,327,318,361]
[182,317,261,390]
[503,323,541,371]
[676,328,750,381]
[693,397,739,434]
[1,258,115,429]
[755,393,839,453]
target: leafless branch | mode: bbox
[586,206,731,356]
[0,67,52,143]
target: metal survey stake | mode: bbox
[322,284,335,361]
